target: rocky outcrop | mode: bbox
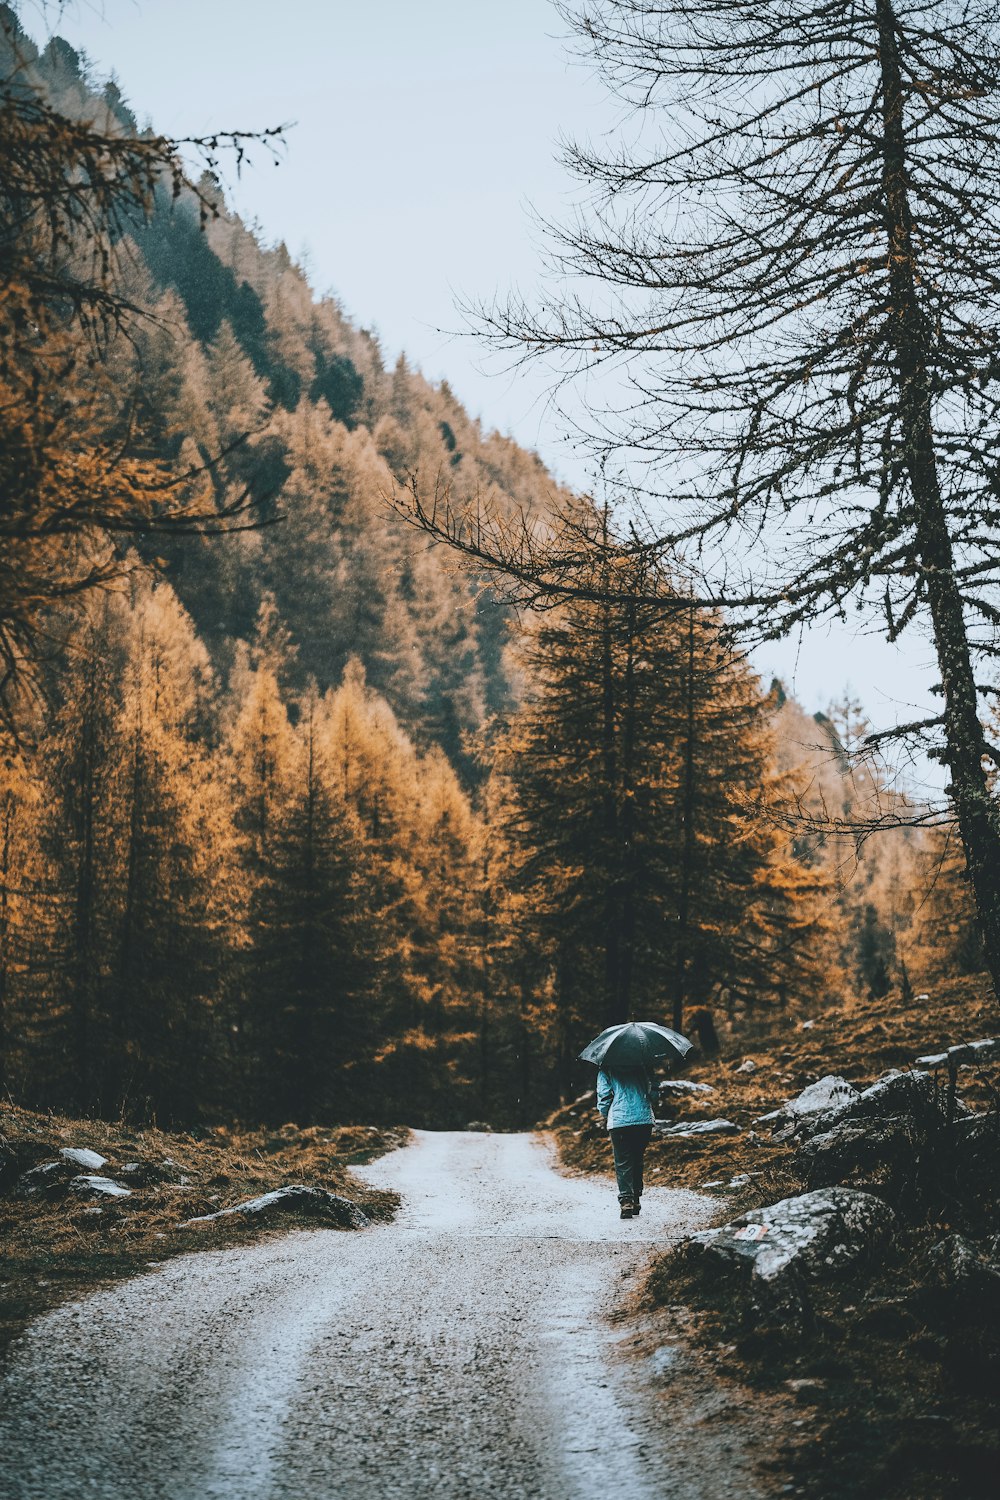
[686,1187,897,1319]
[753,1066,996,1203]
[183,1184,369,1230]
[754,1075,858,1138]
[756,1069,953,1146]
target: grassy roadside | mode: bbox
[547,975,999,1500]
[0,1104,407,1364]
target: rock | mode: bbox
[785,1378,827,1402]
[798,1019,816,1031]
[847,1069,952,1126]
[916,1037,999,1069]
[649,1345,683,1375]
[119,1159,184,1186]
[17,1160,70,1193]
[183,1184,369,1229]
[794,1116,918,1188]
[652,1118,739,1138]
[69,1175,132,1199]
[927,1234,1000,1302]
[16,1158,103,1197]
[733,1059,758,1075]
[59,1147,108,1171]
[755,1075,859,1136]
[658,1079,715,1098]
[687,1187,896,1319]
[728,1174,752,1188]
[701,1180,726,1189]
[761,1069,959,1147]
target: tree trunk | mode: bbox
[599,600,624,1025]
[877,0,1000,997]
[672,605,698,1030]
[0,790,12,1084]
[619,599,638,1021]
[71,654,100,1112]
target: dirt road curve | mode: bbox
[0,1131,773,1500]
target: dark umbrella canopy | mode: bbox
[579,1021,693,1070]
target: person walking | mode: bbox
[597,1065,655,1219]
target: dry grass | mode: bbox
[0,1104,406,1363]
[549,975,999,1500]
[547,974,997,1210]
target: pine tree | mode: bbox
[489,553,833,1084]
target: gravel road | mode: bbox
[0,1130,776,1500]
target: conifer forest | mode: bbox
[0,3,991,1134]
[3,6,1000,1499]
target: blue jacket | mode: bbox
[597,1067,655,1130]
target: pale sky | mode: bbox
[25,0,947,791]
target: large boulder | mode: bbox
[795,1116,920,1189]
[755,1075,859,1140]
[686,1187,896,1319]
[759,1069,957,1147]
[183,1184,369,1230]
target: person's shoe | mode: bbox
[619,1201,634,1219]
[633,1198,642,1215]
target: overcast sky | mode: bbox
[27,0,946,791]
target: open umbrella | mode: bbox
[579,1021,693,1070]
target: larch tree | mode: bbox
[0,6,279,733]
[442,0,1000,998]
[489,547,833,1079]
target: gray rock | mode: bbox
[687,1187,896,1318]
[183,1184,369,1230]
[60,1147,108,1171]
[927,1233,1000,1299]
[658,1079,715,1098]
[756,1075,858,1129]
[786,1378,827,1402]
[795,1116,917,1187]
[119,1159,182,1186]
[764,1068,959,1147]
[733,1059,758,1075]
[652,1118,739,1138]
[848,1069,950,1124]
[17,1159,86,1196]
[69,1175,132,1199]
[916,1037,999,1069]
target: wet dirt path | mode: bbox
[0,1130,775,1499]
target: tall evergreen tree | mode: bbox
[490,554,833,1083]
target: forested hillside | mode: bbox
[3,11,567,768]
[0,7,975,1131]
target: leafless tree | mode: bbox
[407,1,1000,997]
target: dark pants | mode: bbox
[609,1124,652,1204]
